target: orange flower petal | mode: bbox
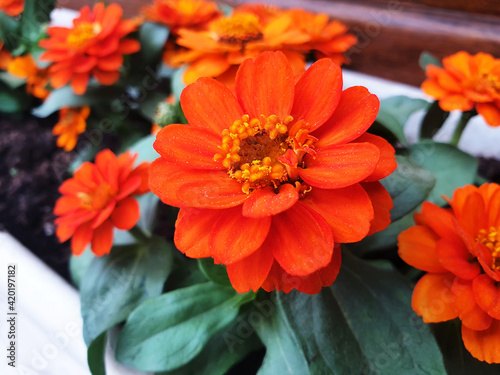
[153,124,224,170]
[290,58,342,132]
[300,142,380,189]
[54,196,81,215]
[398,225,447,273]
[439,94,474,112]
[362,181,393,235]
[476,102,500,127]
[149,159,247,208]
[235,51,294,120]
[242,184,299,219]
[93,69,120,85]
[313,86,379,147]
[421,79,449,99]
[271,202,333,276]
[91,220,114,257]
[111,197,140,230]
[454,190,487,241]
[226,243,275,293]
[50,68,73,89]
[183,54,231,84]
[210,206,271,264]
[462,320,500,364]
[181,77,244,134]
[411,273,458,323]
[174,208,218,258]
[354,133,396,182]
[301,184,373,243]
[452,277,493,331]
[420,202,460,242]
[476,243,500,282]
[128,163,150,195]
[73,56,98,73]
[473,274,500,320]
[118,39,141,55]
[97,53,123,71]
[70,73,90,95]
[71,222,93,256]
[91,201,116,229]
[436,238,481,280]
[95,149,119,192]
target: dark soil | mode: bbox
[0,113,74,282]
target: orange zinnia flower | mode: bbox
[142,0,220,32]
[39,3,141,95]
[398,183,500,363]
[422,51,500,126]
[54,149,150,256]
[52,107,90,151]
[0,41,13,70]
[0,0,24,16]
[8,54,50,99]
[150,51,396,294]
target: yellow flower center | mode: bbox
[210,13,263,44]
[482,73,500,94]
[214,114,316,194]
[67,22,101,48]
[169,0,202,15]
[477,226,500,270]
[77,192,93,210]
[77,184,114,211]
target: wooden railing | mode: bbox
[61,0,500,86]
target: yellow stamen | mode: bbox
[210,13,263,44]
[477,226,500,270]
[67,22,101,47]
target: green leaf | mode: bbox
[172,66,187,101]
[138,90,170,122]
[0,12,20,50]
[419,51,443,71]
[380,155,436,221]
[0,71,25,89]
[257,251,447,375]
[433,320,500,375]
[158,310,263,375]
[69,249,95,290]
[80,236,173,346]
[198,258,231,287]
[115,282,254,372]
[88,331,107,375]
[135,193,160,236]
[420,100,449,139]
[409,141,478,205]
[0,83,30,113]
[376,96,430,144]
[20,0,55,45]
[138,22,169,67]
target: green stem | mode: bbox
[129,225,150,244]
[450,109,477,147]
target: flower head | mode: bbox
[39,3,141,95]
[0,0,24,16]
[422,51,500,126]
[142,0,220,32]
[150,51,396,294]
[8,54,50,99]
[398,183,500,363]
[55,149,150,256]
[52,107,90,151]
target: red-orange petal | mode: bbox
[439,94,474,112]
[93,69,120,85]
[313,86,379,147]
[111,197,140,230]
[362,181,393,235]
[97,53,123,71]
[183,54,231,84]
[54,196,81,215]
[71,73,90,95]
[242,184,298,218]
[411,273,458,323]
[174,208,218,258]
[398,225,447,273]
[91,220,114,257]
[300,142,380,189]
[301,184,373,243]
[210,206,271,264]
[226,243,275,293]
[454,190,487,241]
[271,202,334,276]
[453,277,493,331]
[477,102,500,127]
[436,237,481,280]
[181,77,244,134]
[420,202,461,242]
[473,274,500,320]
[291,58,342,132]
[235,51,294,120]
[71,222,93,256]
[354,133,396,181]
[462,320,500,364]
[153,124,223,170]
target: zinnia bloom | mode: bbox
[8,54,50,99]
[150,51,396,294]
[39,3,141,95]
[52,107,90,151]
[54,149,150,256]
[0,0,23,16]
[422,51,500,126]
[398,183,500,363]
[142,0,220,32]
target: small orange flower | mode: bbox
[8,54,50,99]
[142,0,220,32]
[398,183,500,363]
[150,51,396,294]
[39,3,141,95]
[0,0,24,16]
[422,51,500,126]
[0,41,13,70]
[54,149,150,256]
[52,107,90,151]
